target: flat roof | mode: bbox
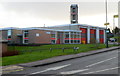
[0,27,20,30]
[0,23,105,31]
[0,27,81,32]
[21,28,82,32]
[48,24,106,29]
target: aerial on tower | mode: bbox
[70,4,78,24]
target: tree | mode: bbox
[107,28,111,33]
[112,27,120,35]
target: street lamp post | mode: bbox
[105,0,109,48]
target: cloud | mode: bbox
[0,2,118,28]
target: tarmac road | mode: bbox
[5,49,119,76]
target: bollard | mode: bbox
[62,48,64,52]
[50,48,52,52]
[76,47,79,51]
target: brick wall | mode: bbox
[28,30,51,44]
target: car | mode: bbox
[109,38,116,42]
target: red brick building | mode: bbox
[0,24,105,44]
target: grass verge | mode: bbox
[2,44,117,66]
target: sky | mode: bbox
[0,0,119,30]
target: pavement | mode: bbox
[1,46,120,74]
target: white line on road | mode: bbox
[83,67,119,74]
[31,64,71,74]
[60,69,89,74]
[86,57,117,68]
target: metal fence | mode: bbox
[20,47,80,54]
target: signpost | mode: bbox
[104,23,110,48]
[104,0,109,48]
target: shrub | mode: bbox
[2,51,19,57]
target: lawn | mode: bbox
[2,44,116,66]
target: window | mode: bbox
[73,15,76,20]
[24,33,28,37]
[24,40,28,43]
[64,32,80,44]
[65,32,69,38]
[51,34,55,38]
[51,32,55,34]
[65,40,69,43]
[71,32,74,38]
[76,32,80,35]
[24,30,28,38]
[24,30,28,33]
[8,36,11,38]
[36,33,40,37]
[8,30,12,36]
[73,22,76,23]
[73,8,75,10]
[46,32,51,34]
[51,40,55,44]
[71,40,74,43]
[23,30,29,44]
[7,30,12,42]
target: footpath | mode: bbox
[2,46,120,74]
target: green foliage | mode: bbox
[112,27,120,34]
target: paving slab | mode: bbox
[2,65,24,74]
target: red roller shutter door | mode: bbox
[90,29,96,43]
[80,28,87,44]
[99,30,104,43]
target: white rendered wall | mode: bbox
[87,27,90,44]
[96,28,100,43]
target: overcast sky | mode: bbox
[0,0,119,29]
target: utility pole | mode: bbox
[105,0,109,48]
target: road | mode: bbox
[4,49,119,75]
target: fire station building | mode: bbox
[0,23,105,44]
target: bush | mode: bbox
[2,51,19,57]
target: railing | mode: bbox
[49,47,79,52]
[20,47,80,54]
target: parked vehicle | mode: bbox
[109,38,116,42]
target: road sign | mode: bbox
[104,23,110,25]
[114,15,119,18]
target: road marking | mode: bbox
[86,57,117,67]
[60,69,89,74]
[31,64,71,74]
[83,67,119,74]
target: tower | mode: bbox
[70,4,78,24]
